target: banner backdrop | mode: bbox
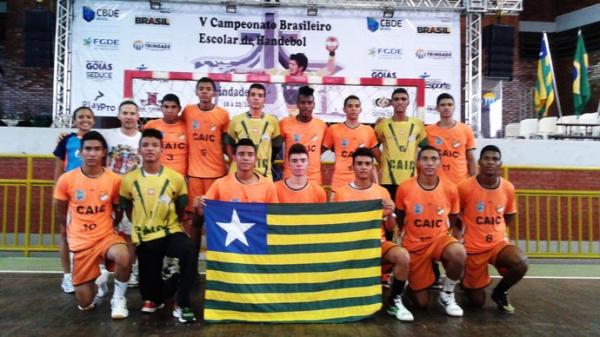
[71,1,461,123]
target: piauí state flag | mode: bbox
[534,33,555,118]
[204,199,383,323]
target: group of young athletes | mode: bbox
[52,77,528,323]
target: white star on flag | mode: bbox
[216,209,256,247]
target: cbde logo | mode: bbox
[82,6,120,22]
[367,17,403,32]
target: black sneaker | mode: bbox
[491,290,515,313]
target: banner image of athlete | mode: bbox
[203,199,383,323]
[70,1,460,123]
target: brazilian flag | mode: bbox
[572,31,591,116]
[204,199,383,323]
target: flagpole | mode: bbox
[543,32,563,118]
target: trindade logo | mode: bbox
[133,40,144,50]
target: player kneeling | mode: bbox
[119,128,196,323]
[457,145,528,313]
[333,148,413,322]
[53,131,132,319]
[275,143,327,203]
[395,146,466,317]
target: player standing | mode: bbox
[279,86,327,184]
[425,93,477,184]
[144,94,188,176]
[375,88,427,201]
[181,77,230,277]
[323,95,378,194]
[225,83,282,180]
[103,100,143,287]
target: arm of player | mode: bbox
[193,196,207,216]
[382,198,396,232]
[448,214,460,235]
[371,145,382,183]
[271,135,283,163]
[54,199,68,229]
[467,149,477,177]
[504,213,516,228]
[54,158,65,182]
[451,215,464,240]
[117,196,130,224]
[175,195,188,223]
[394,209,406,231]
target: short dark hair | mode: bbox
[140,128,163,145]
[351,147,374,164]
[72,106,94,121]
[480,144,501,159]
[290,53,308,72]
[288,143,308,158]
[196,77,216,90]
[391,88,409,100]
[417,145,441,160]
[344,95,360,107]
[119,100,138,111]
[436,93,454,106]
[248,83,266,95]
[297,86,314,101]
[161,94,181,107]
[234,138,256,152]
[81,130,107,150]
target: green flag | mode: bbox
[534,33,555,118]
[572,31,591,116]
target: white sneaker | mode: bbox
[61,274,75,294]
[95,269,109,298]
[111,297,129,319]
[387,295,414,322]
[439,291,463,317]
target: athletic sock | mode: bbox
[392,279,406,298]
[442,277,459,293]
[113,279,128,299]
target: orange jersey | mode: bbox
[205,173,279,203]
[53,168,121,251]
[323,123,378,191]
[182,104,230,178]
[425,122,475,184]
[333,183,390,241]
[144,119,188,176]
[333,183,391,203]
[395,177,459,252]
[279,116,327,184]
[457,177,516,254]
[275,179,327,203]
